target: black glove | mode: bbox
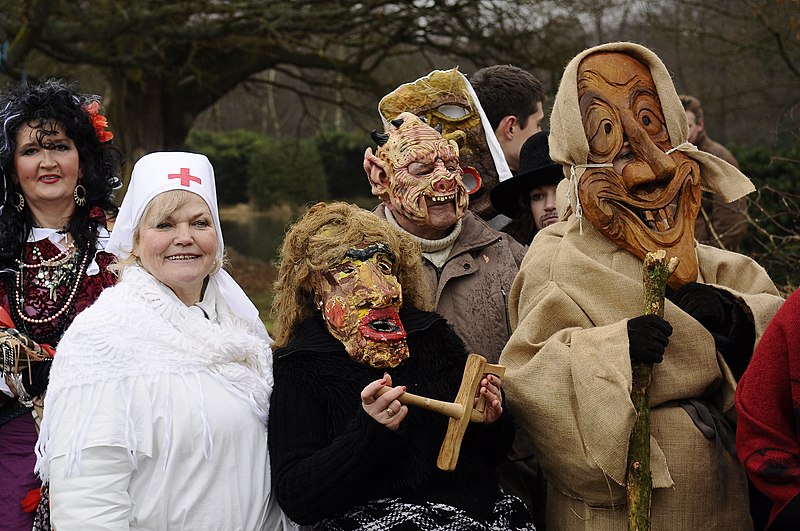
[627,314,672,363]
[667,282,755,379]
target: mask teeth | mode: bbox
[665,202,677,226]
[430,193,455,203]
[642,207,674,231]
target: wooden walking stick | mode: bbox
[626,250,678,531]
[375,353,505,471]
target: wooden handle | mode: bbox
[437,353,489,471]
[372,354,507,472]
[375,386,465,419]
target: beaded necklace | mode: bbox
[16,239,77,301]
[12,239,90,328]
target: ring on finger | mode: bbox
[386,407,395,417]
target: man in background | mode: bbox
[681,94,749,251]
[471,65,546,173]
[471,65,547,236]
[471,66,551,520]
[490,131,563,245]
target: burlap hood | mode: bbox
[550,41,754,216]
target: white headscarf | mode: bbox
[378,68,512,184]
[106,151,269,339]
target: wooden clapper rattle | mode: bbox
[375,353,505,471]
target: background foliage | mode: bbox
[1,0,798,291]
[735,145,800,292]
[185,129,264,205]
[247,136,326,208]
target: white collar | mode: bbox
[28,226,110,276]
[189,280,219,322]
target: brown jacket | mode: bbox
[375,205,526,363]
[693,131,749,250]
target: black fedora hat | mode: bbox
[490,130,562,218]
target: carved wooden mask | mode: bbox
[576,52,701,287]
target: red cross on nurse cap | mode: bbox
[106,151,220,261]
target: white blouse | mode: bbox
[48,371,280,530]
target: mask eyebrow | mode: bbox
[628,85,660,106]
[344,243,395,262]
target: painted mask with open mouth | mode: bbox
[316,243,410,368]
[576,52,701,287]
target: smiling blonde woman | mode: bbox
[36,152,291,530]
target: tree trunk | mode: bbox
[105,73,197,197]
[627,250,678,531]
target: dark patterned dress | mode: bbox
[0,235,115,531]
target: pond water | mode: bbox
[220,215,292,263]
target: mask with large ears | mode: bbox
[363,112,468,232]
[379,68,500,219]
[577,52,701,287]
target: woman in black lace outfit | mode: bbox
[0,79,121,530]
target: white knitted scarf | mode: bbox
[383,208,463,269]
[35,265,274,481]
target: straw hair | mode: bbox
[271,201,433,348]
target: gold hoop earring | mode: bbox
[73,184,87,206]
[12,192,24,212]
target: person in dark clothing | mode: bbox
[490,131,563,244]
[268,201,534,530]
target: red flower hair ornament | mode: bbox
[83,101,114,143]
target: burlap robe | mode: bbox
[500,215,783,530]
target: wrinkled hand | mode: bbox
[361,373,407,431]
[477,374,503,424]
[627,314,673,364]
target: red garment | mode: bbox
[0,240,116,531]
[0,241,116,345]
[736,289,800,528]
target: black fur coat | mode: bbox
[268,306,514,525]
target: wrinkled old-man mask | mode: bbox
[577,52,701,287]
[365,112,468,238]
[379,68,498,219]
[315,243,410,368]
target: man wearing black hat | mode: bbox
[491,131,563,244]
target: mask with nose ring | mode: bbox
[364,112,469,231]
[575,52,702,287]
[378,68,507,219]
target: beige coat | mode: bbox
[375,205,526,363]
[500,216,783,530]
